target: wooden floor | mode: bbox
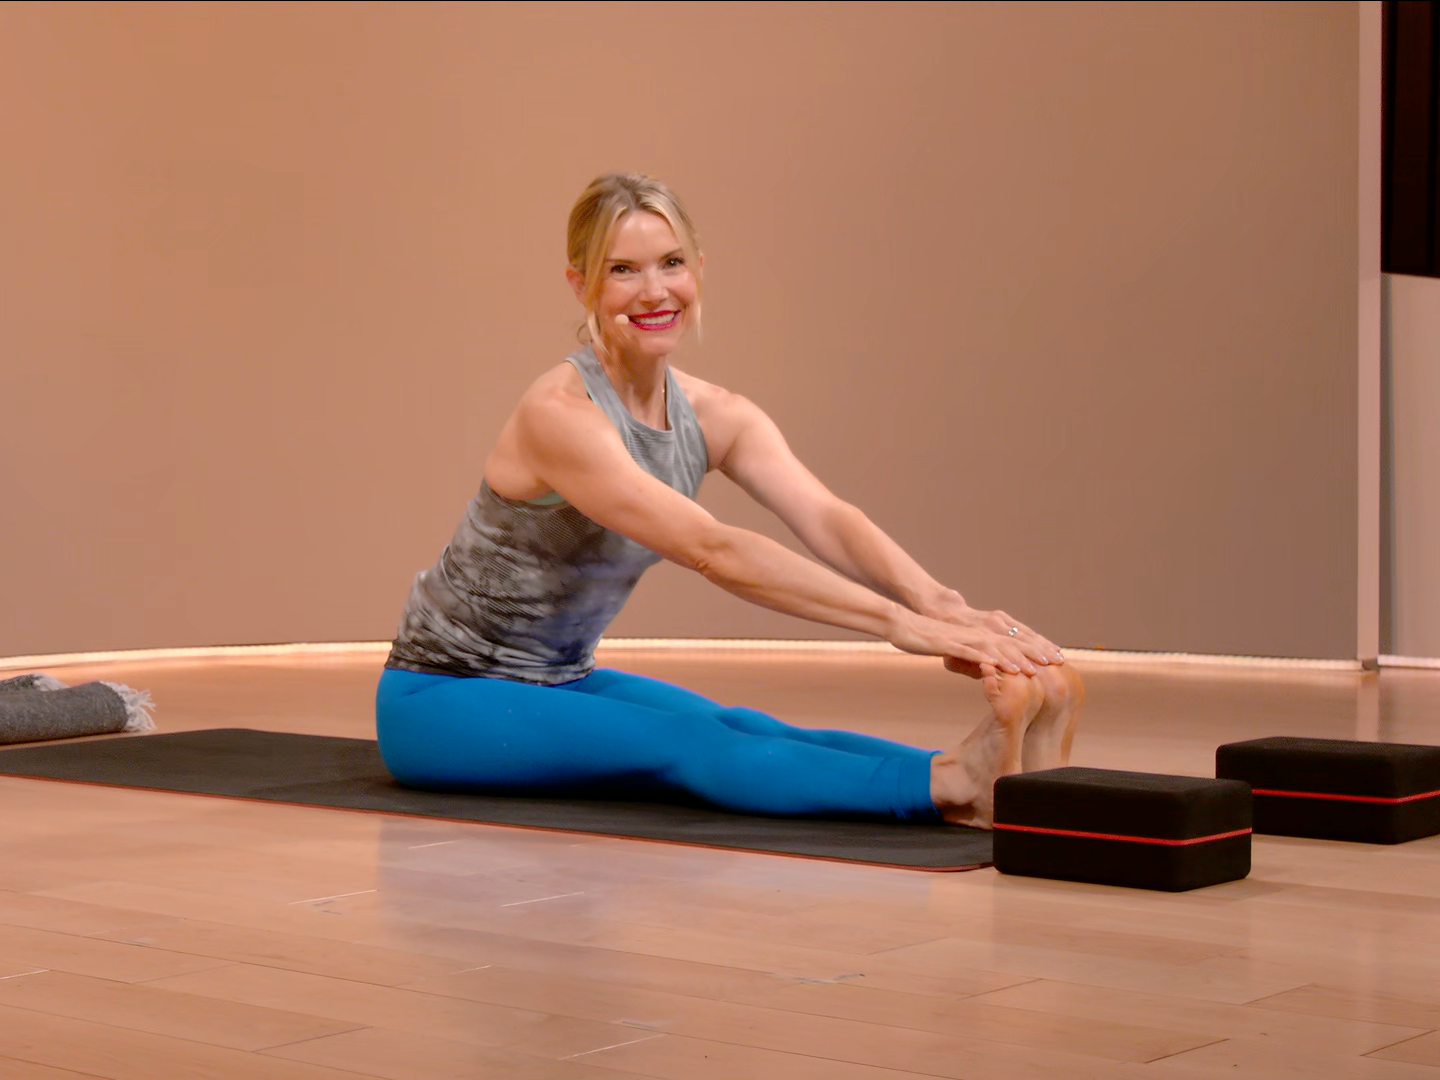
[1,648,1438,1079]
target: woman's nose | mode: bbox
[639,267,667,299]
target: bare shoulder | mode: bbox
[671,367,768,470]
[671,367,760,423]
[489,360,608,495]
[524,359,590,407]
[513,360,595,432]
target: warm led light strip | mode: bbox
[0,638,1394,673]
[0,641,391,672]
[1378,655,1440,670]
[599,641,1365,671]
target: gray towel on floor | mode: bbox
[0,675,155,745]
[0,673,68,694]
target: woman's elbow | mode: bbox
[676,523,740,582]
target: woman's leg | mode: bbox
[375,667,938,821]
[577,668,940,760]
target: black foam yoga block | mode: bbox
[1216,737,1440,844]
[993,767,1252,892]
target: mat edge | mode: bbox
[0,771,990,873]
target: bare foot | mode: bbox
[1021,663,1085,772]
[931,671,1043,827]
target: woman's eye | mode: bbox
[665,257,686,268]
[609,265,632,275]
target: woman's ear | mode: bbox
[697,251,705,278]
[564,265,586,302]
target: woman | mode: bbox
[378,173,1082,827]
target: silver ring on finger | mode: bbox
[1007,626,1019,636]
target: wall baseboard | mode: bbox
[1377,654,1440,670]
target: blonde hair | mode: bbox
[566,173,702,355]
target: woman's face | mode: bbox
[572,211,699,360]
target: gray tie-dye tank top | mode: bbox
[386,346,709,684]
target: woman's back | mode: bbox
[386,345,708,684]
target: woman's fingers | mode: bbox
[990,610,1064,665]
[926,614,1053,678]
[945,638,1043,680]
[997,638,1037,676]
[939,637,1022,676]
[956,636,1029,676]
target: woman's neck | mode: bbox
[597,344,670,430]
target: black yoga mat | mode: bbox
[0,728,992,870]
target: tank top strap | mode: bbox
[567,346,642,433]
[565,343,707,489]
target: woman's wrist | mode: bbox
[882,601,934,652]
[916,586,970,622]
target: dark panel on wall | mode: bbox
[1384,0,1440,276]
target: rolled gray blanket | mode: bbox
[0,675,156,745]
[0,673,68,693]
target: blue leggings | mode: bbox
[375,666,940,822]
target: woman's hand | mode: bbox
[885,606,1040,677]
[921,593,1065,675]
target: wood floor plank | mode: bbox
[552,889,947,955]
[262,1025,657,1080]
[823,966,1036,1001]
[732,980,1218,1062]
[67,844,383,907]
[1139,1034,1440,1078]
[401,964,1143,1078]
[149,961,637,1056]
[594,877,834,918]
[257,832,551,878]
[803,898,1234,965]
[1369,1031,1440,1068]
[36,878,409,946]
[1251,983,1440,1029]
[0,1058,108,1080]
[0,888,185,938]
[0,922,229,983]
[870,935,1312,1005]
[355,923,799,1000]
[0,862,97,897]
[0,969,364,1051]
[578,1032,948,1080]
[93,918,472,986]
[404,906,892,983]
[970,978,1428,1055]
[0,1001,383,1079]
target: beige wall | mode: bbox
[1383,274,1440,658]
[0,2,1361,659]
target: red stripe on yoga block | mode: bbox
[1251,786,1440,805]
[992,823,1252,846]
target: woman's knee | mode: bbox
[714,705,796,737]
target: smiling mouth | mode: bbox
[628,310,681,331]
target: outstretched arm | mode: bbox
[506,372,1040,676]
[700,385,1064,669]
